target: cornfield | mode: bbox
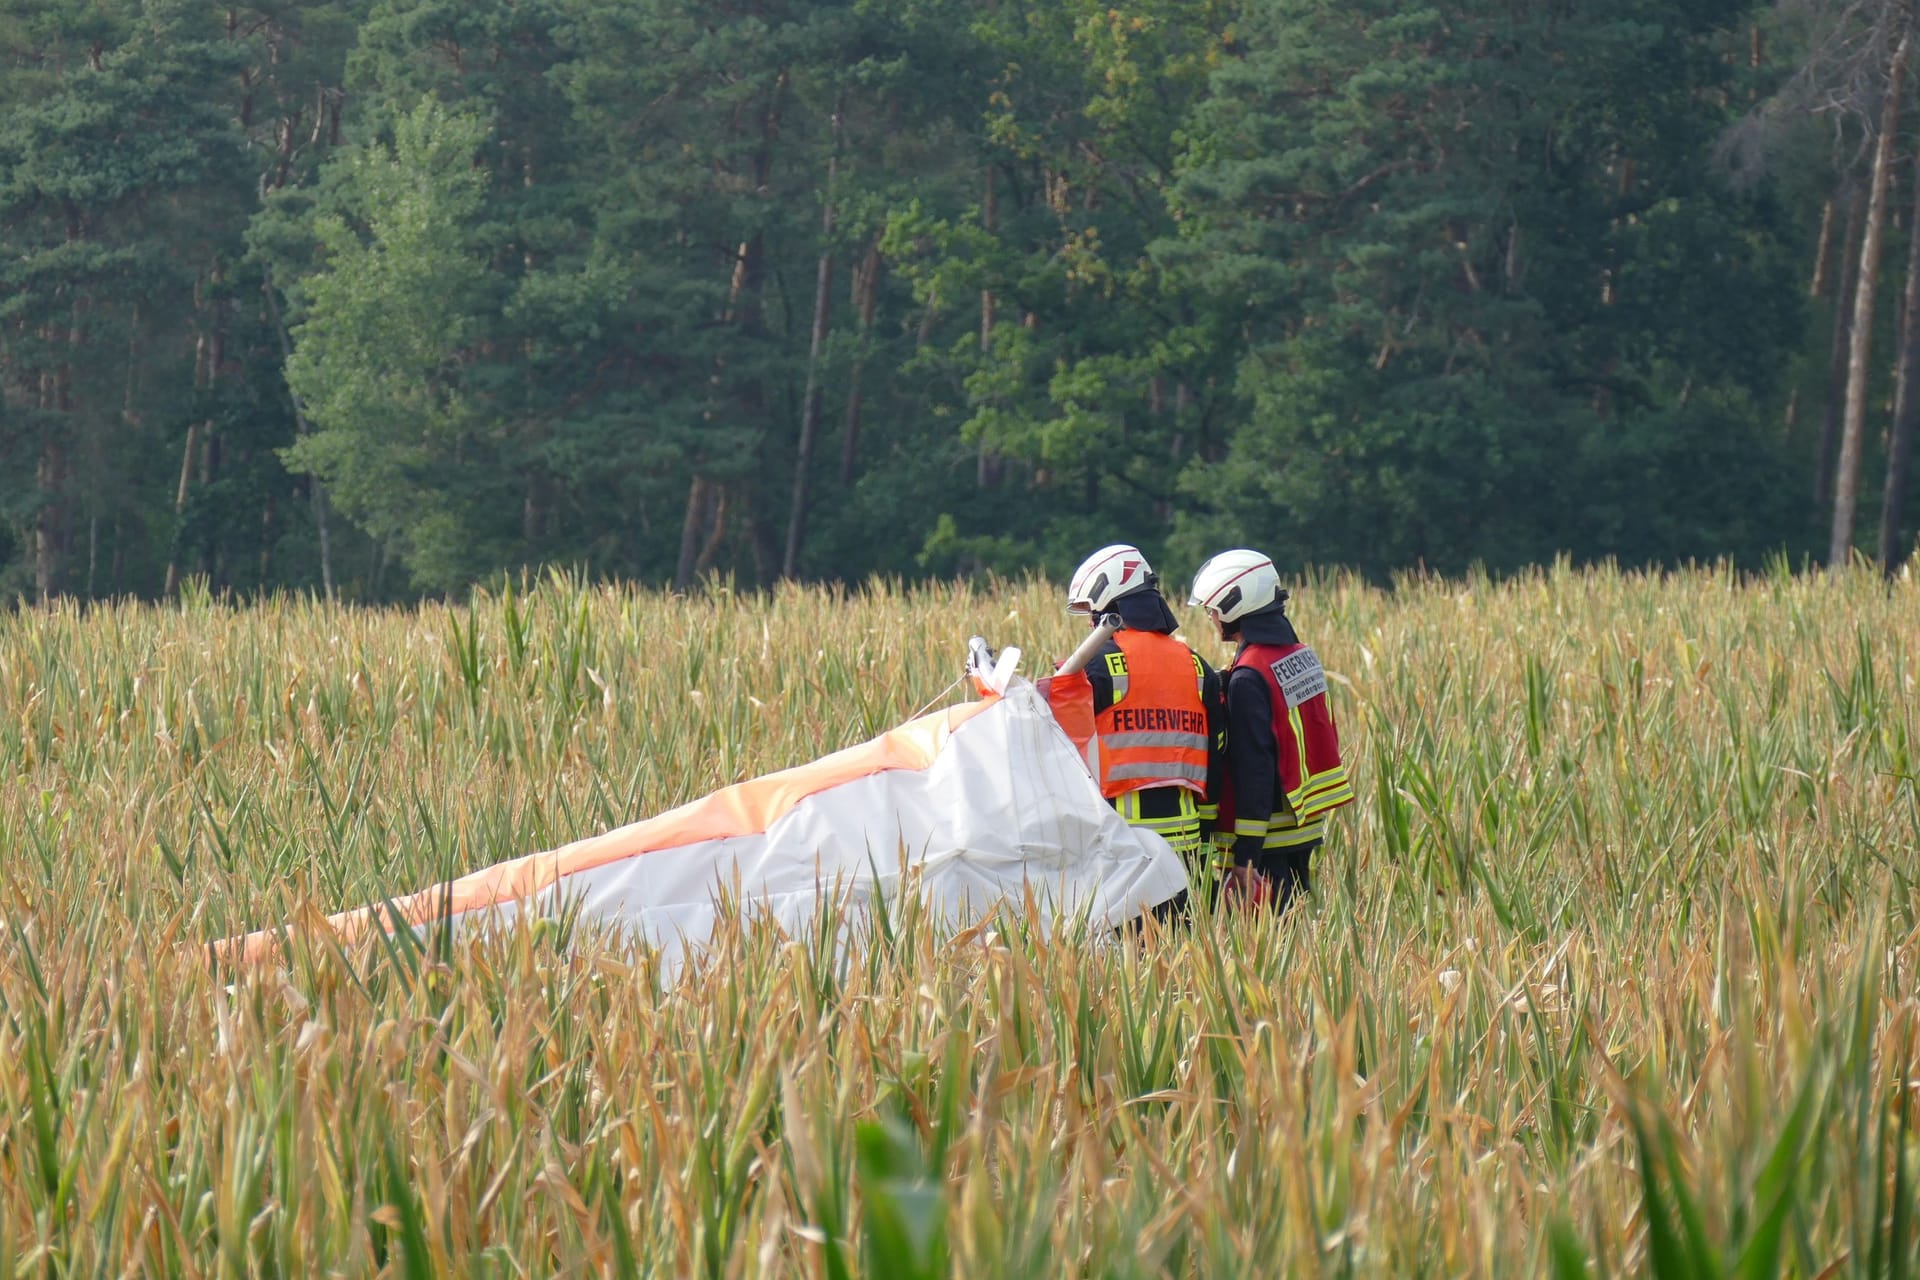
[1,563,1915,1277]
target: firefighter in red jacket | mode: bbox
[1063,544,1226,871]
[1188,549,1354,909]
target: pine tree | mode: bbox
[0,0,250,600]
[1164,0,1802,575]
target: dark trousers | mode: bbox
[1253,841,1316,911]
[1136,839,1320,928]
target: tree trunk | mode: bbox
[1173,379,1192,461]
[978,165,1001,489]
[1832,29,1912,568]
[783,108,841,580]
[916,284,939,349]
[751,509,780,584]
[681,73,786,591]
[259,493,274,587]
[165,316,212,597]
[312,479,334,599]
[35,211,85,601]
[696,485,730,576]
[723,76,784,331]
[839,240,881,485]
[675,474,732,588]
[1880,143,1920,570]
[203,288,227,587]
[1886,394,1920,570]
[1793,196,1836,441]
[980,166,998,353]
[162,421,201,598]
[262,266,334,597]
[1817,185,1867,508]
[1809,196,1837,300]
[675,473,711,590]
[34,443,65,604]
[522,470,547,545]
[727,75,785,583]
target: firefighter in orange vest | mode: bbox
[1188,549,1354,910]
[1064,544,1225,874]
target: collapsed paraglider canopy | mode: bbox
[221,640,1187,968]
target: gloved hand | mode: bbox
[1220,863,1273,911]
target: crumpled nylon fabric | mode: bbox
[224,679,1188,970]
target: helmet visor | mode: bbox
[1067,570,1113,614]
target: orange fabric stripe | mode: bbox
[226,697,995,961]
[1038,671,1095,765]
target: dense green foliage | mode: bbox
[1,0,1914,597]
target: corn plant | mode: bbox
[0,563,1916,1276]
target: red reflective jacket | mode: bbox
[1216,641,1353,845]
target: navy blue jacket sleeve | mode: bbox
[1224,666,1277,866]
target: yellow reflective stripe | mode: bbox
[1262,807,1310,832]
[1297,781,1355,817]
[1108,761,1208,784]
[1290,694,1305,775]
[1232,817,1270,838]
[1195,803,1219,822]
[1291,765,1354,817]
[1297,764,1349,795]
[1113,791,1201,830]
[1295,761,1348,788]
[1136,811,1192,825]
[1262,820,1325,849]
[1112,796,1202,852]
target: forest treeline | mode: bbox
[4,0,1919,600]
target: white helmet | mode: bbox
[1188,549,1282,623]
[1066,543,1157,614]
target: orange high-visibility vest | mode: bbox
[1092,630,1209,799]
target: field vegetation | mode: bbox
[1,566,1916,1276]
